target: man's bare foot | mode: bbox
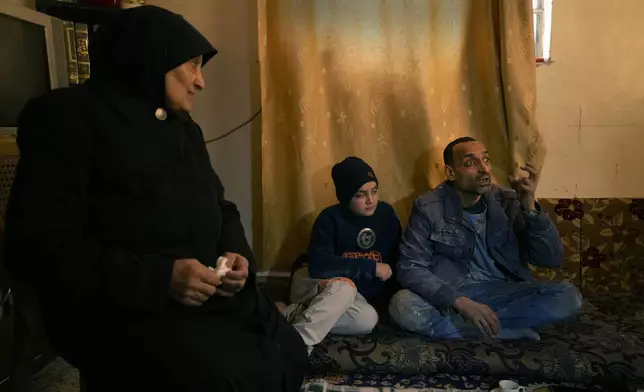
[275,301,286,313]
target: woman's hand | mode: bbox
[215,252,249,297]
[170,258,220,306]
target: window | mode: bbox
[533,0,553,63]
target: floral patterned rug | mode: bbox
[311,294,644,390]
[31,359,604,392]
[301,377,601,392]
[302,373,601,391]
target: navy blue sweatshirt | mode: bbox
[308,201,402,302]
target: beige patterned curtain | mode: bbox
[258,0,545,269]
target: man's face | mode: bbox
[445,141,492,195]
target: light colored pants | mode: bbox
[292,278,378,347]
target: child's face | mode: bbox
[349,181,379,216]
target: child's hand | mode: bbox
[375,263,392,281]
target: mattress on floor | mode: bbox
[310,294,644,389]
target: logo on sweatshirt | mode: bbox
[357,228,376,249]
[343,250,382,263]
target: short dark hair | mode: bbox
[443,136,477,166]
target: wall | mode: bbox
[148,0,644,267]
[147,0,262,252]
[536,0,644,198]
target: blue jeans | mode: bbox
[388,281,583,339]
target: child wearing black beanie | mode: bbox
[283,157,401,354]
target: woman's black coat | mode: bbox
[4,6,308,391]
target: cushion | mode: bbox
[310,294,644,388]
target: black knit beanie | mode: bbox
[331,157,378,205]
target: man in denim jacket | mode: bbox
[389,137,582,340]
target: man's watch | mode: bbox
[523,209,539,217]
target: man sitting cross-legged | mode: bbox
[389,137,582,340]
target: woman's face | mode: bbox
[165,55,205,112]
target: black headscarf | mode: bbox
[89,5,217,109]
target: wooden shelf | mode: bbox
[44,1,121,25]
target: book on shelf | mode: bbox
[61,20,79,85]
[55,0,91,85]
[47,0,146,85]
[74,22,90,83]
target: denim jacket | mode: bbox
[397,182,563,310]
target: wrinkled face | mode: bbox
[165,55,205,112]
[445,141,492,195]
[349,181,379,216]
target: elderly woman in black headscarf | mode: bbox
[4,6,308,391]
